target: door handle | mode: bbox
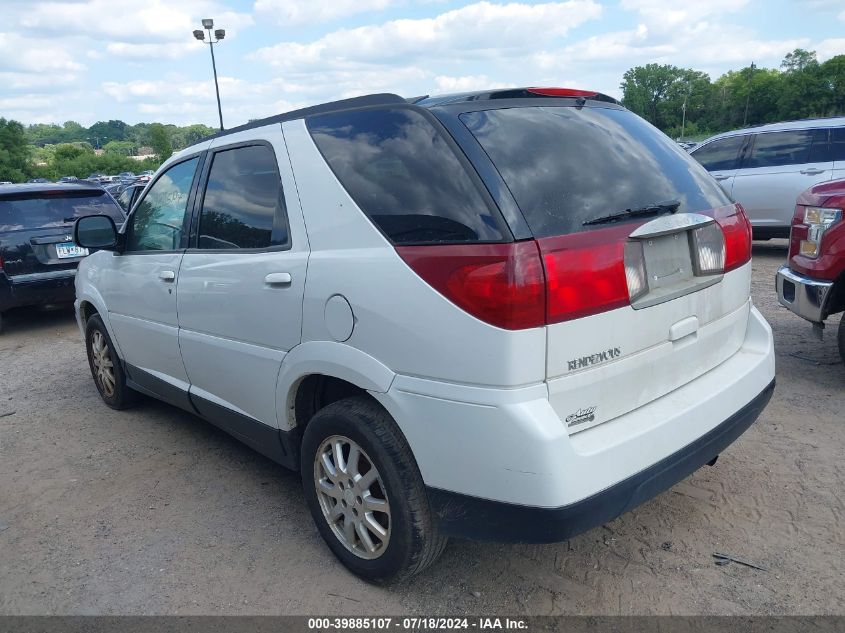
[265,272,292,286]
[800,168,825,175]
[159,270,176,282]
[713,174,730,181]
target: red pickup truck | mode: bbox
[776,179,845,364]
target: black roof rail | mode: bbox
[185,92,407,150]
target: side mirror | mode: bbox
[75,215,118,251]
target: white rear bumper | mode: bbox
[375,304,775,508]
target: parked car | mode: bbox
[114,183,145,213]
[73,88,775,581]
[776,178,845,363]
[0,182,126,333]
[87,173,106,182]
[59,176,79,183]
[27,178,50,184]
[690,117,845,239]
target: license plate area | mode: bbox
[630,229,721,310]
[55,243,89,259]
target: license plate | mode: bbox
[55,243,89,259]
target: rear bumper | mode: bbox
[0,270,76,312]
[427,379,774,543]
[776,265,833,323]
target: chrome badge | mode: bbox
[566,406,597,428]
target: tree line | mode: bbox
[621,49,845,140]
[0,118,217,182]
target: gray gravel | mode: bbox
[0,239,843,615]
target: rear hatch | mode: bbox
[454,101,753,433]
[0,187,125,279]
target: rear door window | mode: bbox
[460,106,732,238]
[307,108,504,244]
[830,127,845,161]
[198,144,287,250]
[0,190,125,232]
[690,136,746,171]
[745,129,827,168]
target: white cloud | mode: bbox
[0,33,83,73]
[433,74,509,93]
[252,1,603,70]
[619,0,751,32]
[19,1,253,44]
[817,38,845,61]
[105,42,200,60]
[254,0,396,25]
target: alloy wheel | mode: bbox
[90,329,115,398]
[314,435,391,559]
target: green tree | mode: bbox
[103,140,137,156]
[149,123,172,161]
[781,49,818,74]
[620,64,687,128]
[0,118,33,182]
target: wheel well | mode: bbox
[292,374,369,433]
[79,300,98,325]
[825,272,845,318]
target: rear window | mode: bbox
[307,107,504,244]
[0,190,124,232]
[460,106,732,238]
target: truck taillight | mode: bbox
[395,241,546,330]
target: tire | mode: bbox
[85,313,140,410]
[838,313,845,367]
[301,396,447,583]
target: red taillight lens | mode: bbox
[711,203,752,272]
[395,241,546,330]
[538,225,632,324]
[527,87,598,98]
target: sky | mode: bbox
[1,0,844,128]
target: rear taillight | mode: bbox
[397,205,750,330]
[395,242,546,330]
[538,225,632,324]
[711,204,752,272]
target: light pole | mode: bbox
[193,19,225,131]
[743,61,756,127]
[680,83,691,142]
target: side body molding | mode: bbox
[275,341,396,430]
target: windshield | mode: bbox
[0,190,124,232]
[460,106,732,237]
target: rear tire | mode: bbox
[301,396,447,583]
[838,313,845,367]
[85,314,139,410]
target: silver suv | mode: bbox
[690,117,845,239]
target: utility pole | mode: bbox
[743,62,756,126]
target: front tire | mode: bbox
[301,396,447,583]
[85,314,139,409]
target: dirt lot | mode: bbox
[0,240,843,616]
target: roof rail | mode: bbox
[187,92,407,149]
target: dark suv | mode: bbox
[0,183,125,332]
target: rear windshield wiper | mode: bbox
[582,200,681,226]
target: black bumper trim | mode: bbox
[427,379,775,543]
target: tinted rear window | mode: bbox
[0,191,124,232]
[307,107,504,244]
[461,106,732,238]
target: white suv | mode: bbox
[690,117,845,239]
[73,88,776,582]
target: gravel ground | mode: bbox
[0,240,843,615]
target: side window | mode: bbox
[307,107,503,244]
[116,188,133,212]
[127,158,198,252]
[745,130,818,168]
[831,128,845,162]
[198,144,286,250]
[690,136,746,171]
